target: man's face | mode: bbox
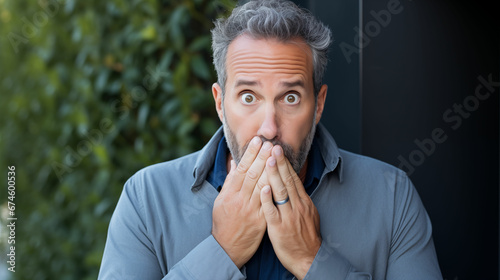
[212,35,327,173]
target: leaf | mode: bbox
[169,5,188,50]
[137,103,150,130]
[93,144,109,165]
[188,35,211,52]
[140,24,157,40]
[190,54,212,80]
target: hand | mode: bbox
[212,137,273,268]
[260,145,322,279]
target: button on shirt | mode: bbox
[206,136,324,280]
[98,124,442,280]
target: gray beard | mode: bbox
[222,109,317,174]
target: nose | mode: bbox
[257,105,279,141]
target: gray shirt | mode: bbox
[98,124,442,279]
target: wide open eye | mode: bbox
[283,93,300,105]
[241,93,257,105]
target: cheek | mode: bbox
[282,114,314,146]
[223,102,261,145]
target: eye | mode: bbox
[283,93,300,105]
[241,93,257,105]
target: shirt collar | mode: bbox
[206,135,229,191]
[191,127,224,190]
[315,123,344,182]
[303,137,324,189]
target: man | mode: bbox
[99,1,442,279]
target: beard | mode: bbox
[222,109,317,174]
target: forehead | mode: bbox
[225,35,313,83]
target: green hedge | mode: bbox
[0,0,235,279]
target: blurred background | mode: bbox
[0,0,235,279]
[0,0,498,279]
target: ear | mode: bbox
[212,83,224,122]
[315,84,328,124]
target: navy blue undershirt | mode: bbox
[207,136,325,279]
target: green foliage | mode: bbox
[0,0,235,279]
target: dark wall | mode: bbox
[304,0,362,154]
[302,0,499,279]
[360,0,499,279]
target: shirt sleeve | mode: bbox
[300,172,442,280]
[163,235,246,280]
[385,172,442,279]
[98,177,246,280]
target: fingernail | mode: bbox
[268,157,276,167]
[263,185,271,193]
[275,145,283,156]
[252,136,261,146]
[263,141,272,150]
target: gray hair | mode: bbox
[211,0,332,96]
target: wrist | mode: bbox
[212,233,246,269]
[292,240,321,280]
[229,252,246,269]
[294,256,314,280]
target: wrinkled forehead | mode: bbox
[225,34,314,82]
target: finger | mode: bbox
[266,156,292,213]
[273,146,300,204]
[250,169,269,208]
[285,159,309,199]
[241,141,273,197]
[256,169,269,192]
[260,185,280,224]
[231,136,262,191]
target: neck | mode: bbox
[298,160,308,183]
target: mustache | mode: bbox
[257,136,284,147]
[241,136,295,158]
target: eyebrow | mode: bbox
[280,80,305,88]
[235,79,260,88]
[234,79,305,88]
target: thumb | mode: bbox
[261,185,280,224]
